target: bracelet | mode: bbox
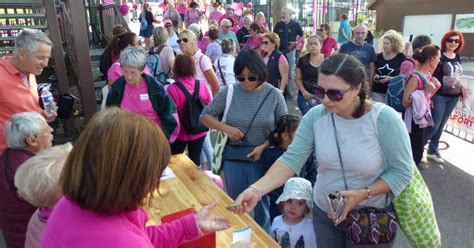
[249,184,262,201]
[364,187,373,199]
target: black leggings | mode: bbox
[409,120,426,166]
[170,136,206,166]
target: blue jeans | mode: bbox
[223,159,271,233]
[297,91,313,115]
[426,94,460,154]
[200,133,214,169]
[284,49,296,96]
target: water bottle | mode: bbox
[41,88,56,113]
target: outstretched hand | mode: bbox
[231,188,260,215]
[196,202,232,233]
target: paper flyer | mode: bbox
[160,167,176,180]
[232,226,251,244]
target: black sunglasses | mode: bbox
[446,38,460,44]
[262,41,270,45]
[317,28,324,32]
[165,24,172,28]
[177,38,189,44]
[236,75,258,82]
[314,85,352,102]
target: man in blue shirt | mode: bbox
[339,24,376,97]
[274,7,304,99]
[337,14,351,44]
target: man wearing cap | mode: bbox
[0,29,56,154]
[219,5,239,33]
[274,7,303,99]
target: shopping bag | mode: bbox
[393,167,441,247]
[211,85,234,174]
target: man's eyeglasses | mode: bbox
[236,75,258,82]
[314,85,352,102]
[177,38,189,44]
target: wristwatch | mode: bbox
[364,187,373,199]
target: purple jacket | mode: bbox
[404,90,434,132]
[0,148,37,248]
[42,197,201,247]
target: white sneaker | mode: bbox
[421,152,428,163]
[427,153,445,164]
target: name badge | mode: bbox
[140,94,149,101]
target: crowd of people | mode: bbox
[0,1,468,246]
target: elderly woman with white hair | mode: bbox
[0,111,53,247]
[219,19,239,53]
[14,143,72,248]
[106,47,179,143]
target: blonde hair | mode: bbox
[179,29,198,54]
[381,30,405,54]
[264,32,280,51]
[14,143,73,208]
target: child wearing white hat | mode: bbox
[271,177,316,248]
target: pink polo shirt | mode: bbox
[167,76,212,141]
[0,57,42,153]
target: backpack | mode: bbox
[99,49,113,79]
[386,71,428,112]
[146,46,171,85]
[175,80,209,135]
[140,18,148,30]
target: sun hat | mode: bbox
[276,177,313,211]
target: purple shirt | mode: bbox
[209,10,222,23]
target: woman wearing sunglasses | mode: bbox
[218,19,240,53]
[233,54,414,247]
[425,31,466,165]
[260,32,289,98]
[318,24,338,57]
[295,35,325,115]
[201,49,288,232]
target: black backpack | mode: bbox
[175,80,208,134]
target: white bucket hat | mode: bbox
[276,177,313,211]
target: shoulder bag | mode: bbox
[331,112,398,245]
[223,89,273,163]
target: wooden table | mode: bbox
[145,154,279,248]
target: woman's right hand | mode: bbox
[232,187,260,215]
[224,126,245,141]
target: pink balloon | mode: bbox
[231,2,240,10]
[235,9,242,16]
[238,2,244,9]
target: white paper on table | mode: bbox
[232,226,251,244]
[160,167,176,180]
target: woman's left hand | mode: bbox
[332,189,368,225]
[461,86,468,102]
[196,202,232,233]
[247,143,268,161]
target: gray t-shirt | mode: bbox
[200,83,288,146]
[339,42,377,69]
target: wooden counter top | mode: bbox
[145,154,279,248]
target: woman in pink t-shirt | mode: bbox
[208,2,223,24]
[167,54,212,165]
[255,12,268,34]
[106,47,179,143]
[245,23,263,51]
[318,23,338,57]
[41,108,232,247]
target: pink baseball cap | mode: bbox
[164,19,172,25]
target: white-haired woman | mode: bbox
[372,30,406,103]
[219,19,239,53]
[106,47,179,143]
[0,112,53,247]
[14,143,72,248]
